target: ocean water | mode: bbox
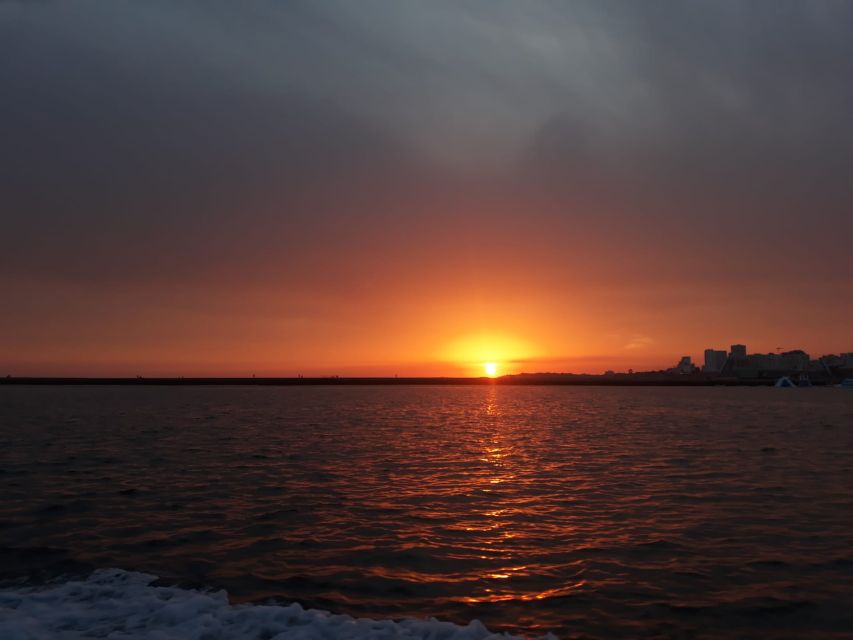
[0,385,852,639]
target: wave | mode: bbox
[0,569,534,640]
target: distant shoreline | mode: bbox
[0,376,805,386]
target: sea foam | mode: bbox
[0,569,528,640]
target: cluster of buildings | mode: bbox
[669,344,853,381]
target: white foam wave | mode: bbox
[0,569,537,640]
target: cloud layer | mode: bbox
[1,1,851,374]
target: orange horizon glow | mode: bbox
[2,261,851,378]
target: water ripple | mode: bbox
[1,385,852,638]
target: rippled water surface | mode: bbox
[1,385,852,638]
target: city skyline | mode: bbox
[3,342,851,380]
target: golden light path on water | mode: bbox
[458,387,588,605]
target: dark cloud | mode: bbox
[1,0,852,288]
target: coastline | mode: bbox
[0,375,831,386]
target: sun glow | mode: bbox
[440,333,536,377]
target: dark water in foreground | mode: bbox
[1,386,852,638]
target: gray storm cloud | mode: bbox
[1,0,852,286]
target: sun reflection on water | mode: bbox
[451,387,587,606]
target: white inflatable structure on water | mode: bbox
[0,569,536,640]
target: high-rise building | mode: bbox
[730,344,747,358]
[703,349,728,373]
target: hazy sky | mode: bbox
[2,1,851,376]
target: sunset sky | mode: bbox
[1,1,851,377]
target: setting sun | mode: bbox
[440,333,537,376]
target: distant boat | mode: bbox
[775,376,797,388]
[838,378,853,389]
